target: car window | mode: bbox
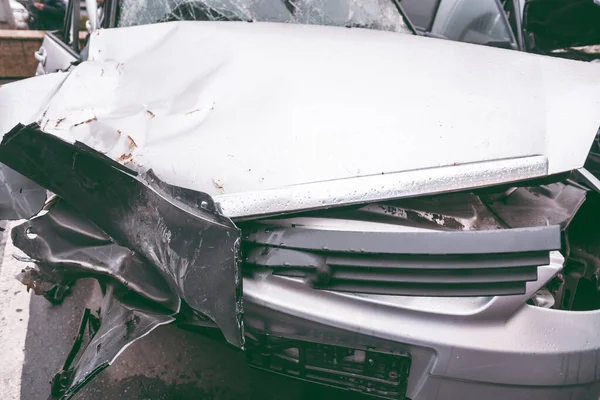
[48,0,87,53]
[116,0,410,33]
[430,0,516,48]
[400,0,439,31]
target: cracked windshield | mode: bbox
[117,0,410,32]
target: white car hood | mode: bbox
[2,21,600,218]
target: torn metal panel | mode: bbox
[0,124,244,350]
[12,198,180,312]
[11,198,178,399]
[48,289,174,400]
[12,199,180,400]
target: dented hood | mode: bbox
[3,21,600,218]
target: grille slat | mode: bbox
[330,266,537,284]
[243,225,561,297]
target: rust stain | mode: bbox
[213,180,224,190]
[127,135,138,149]
[54,118,65,128]
[72,116,97,127]
[116,153,133,164]
[146,110,155,119]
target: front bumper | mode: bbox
[244,252,600,400]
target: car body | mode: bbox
[2,1,600,400]
[10,0,29,29]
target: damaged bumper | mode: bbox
[243,259,600,400]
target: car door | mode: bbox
[522,0,600,53]
[35,0,81,75]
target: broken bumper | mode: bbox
[243,259,600,400]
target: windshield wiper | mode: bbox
[391,0,420,35]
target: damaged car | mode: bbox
[2,0,600,399]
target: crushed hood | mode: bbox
[3,21,600,217]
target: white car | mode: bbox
[1,0,29,29]
[1,0,600,399]
[10,0,29,29]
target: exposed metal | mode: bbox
[47,295,173,400]
[0,123,244,399]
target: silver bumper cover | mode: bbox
[244,251,600,400]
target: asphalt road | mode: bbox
[0,225,369,400]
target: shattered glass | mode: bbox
[117,0,409,33]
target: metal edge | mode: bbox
[574,167,600,192]
[216,156,549,219]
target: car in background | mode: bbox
[0,0,29,28]
[10,0,29,28]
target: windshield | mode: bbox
[117,0,410,33]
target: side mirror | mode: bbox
[85,0,97,31]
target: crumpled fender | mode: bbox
[0,123,243,399]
